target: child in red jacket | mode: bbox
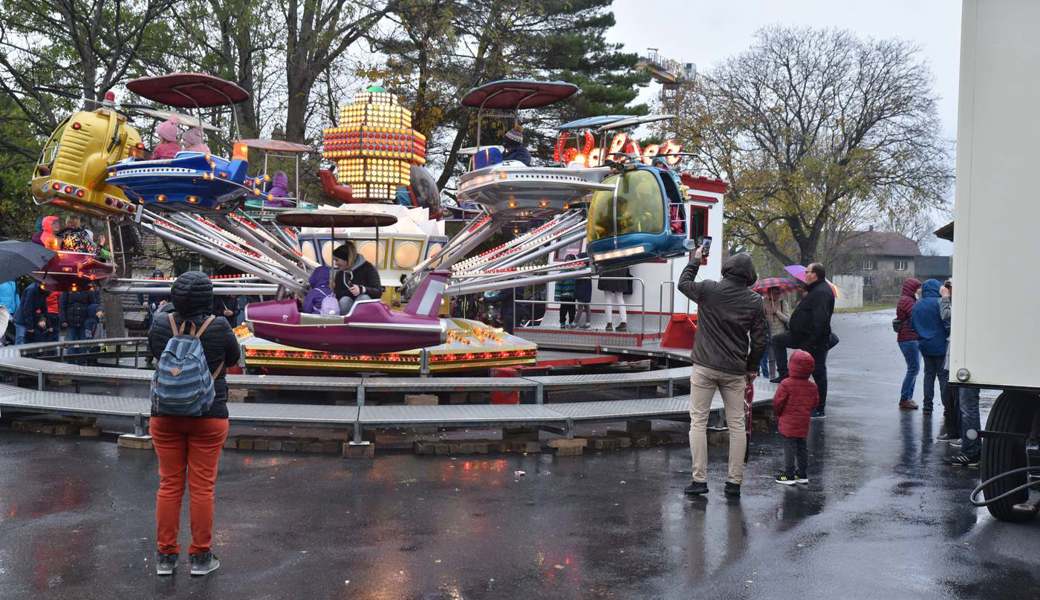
[773,350,819,485]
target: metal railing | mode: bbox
[513,276,646,334]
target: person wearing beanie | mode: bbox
[502,123,532,166]
[331,242,383,315]
[152,118,182,160]
[182,127,210,153]
[146,271,239,577]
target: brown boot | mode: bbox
[899,400,919,410]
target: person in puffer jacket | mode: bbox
[773,350,819,485]
[910,279,949,413]
[60,289,100,352]
[554,257,577,328]
[896,278,922,410]
[301,266,336,314]
[146,271,239,577]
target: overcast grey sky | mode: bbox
[607,0,962,252]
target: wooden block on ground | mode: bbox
[117,434,153,450]
[79,426,101,437]
[268,440,283,452]
[282,441,299,452]
[414,441,436,455]
[405,394,439,406]
[548,438,587,456]
[305,441,325,453]
[238,439,255,450]
[322,440,341,454]
[631,433,652,448]
[342,442,375,459]
[252,439,270,451]
[433,443,452,456]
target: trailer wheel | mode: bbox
[980,391,1037,522]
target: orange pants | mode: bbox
[150,416,229,555]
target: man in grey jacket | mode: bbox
[678,247,768,498]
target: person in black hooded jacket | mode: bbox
[678,247,767,499]
[332,242,383,315]
[146,271,239,577]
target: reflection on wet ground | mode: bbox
[1,310,1039,599]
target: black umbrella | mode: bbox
[0,240,56,282]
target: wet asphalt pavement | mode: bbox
[1,309,1039,599]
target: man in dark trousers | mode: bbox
[770,263,835,418]
[678,246,768,499]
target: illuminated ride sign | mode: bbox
[553,131,683,168]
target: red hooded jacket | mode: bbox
[896,278,921,343]
[773,350,819,438]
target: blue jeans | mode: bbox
[959,387,981,458]
[14,323,26,345]
[65,325,87,354]
[898,341,920,402]
[920,353,947,409]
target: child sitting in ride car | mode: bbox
[183,127,210,153]
[152,118,181,160]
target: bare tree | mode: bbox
[665,27,953,266]
[280,0,392,143]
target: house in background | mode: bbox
[836,228,921,303]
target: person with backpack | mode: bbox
[895,278,922,410]
[147,271,240,577]
[301,266,338,315]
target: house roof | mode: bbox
[845,231,921,257]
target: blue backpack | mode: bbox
[151,314,223,416]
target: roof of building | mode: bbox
[845,231,921,257]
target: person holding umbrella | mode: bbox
[0,239,57,344]
[770,263,835,419]
[752,278,797,378]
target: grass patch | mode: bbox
[836,303,894,314]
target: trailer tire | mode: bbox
[981,391,1037,522]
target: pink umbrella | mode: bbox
[784,264,807,282]
[784,264,840,298]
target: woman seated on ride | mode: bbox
[501,124,532,166]
[183,127,210,153]
[264,171,294,208]
[331,242,383,316]
[152,118,182,160]
[302,266,338,315]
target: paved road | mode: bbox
[0,310,1038,599]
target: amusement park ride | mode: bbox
[28,72,727,371]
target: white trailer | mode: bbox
[953,0,1040,521]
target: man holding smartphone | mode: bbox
[678,240,768,499]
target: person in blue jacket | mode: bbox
[502,124,532,166]
[0,280,20,344]
[910,279,950,413]
[14,283,54,344]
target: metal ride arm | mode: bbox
[448,266,593,296]
[413,212,499,274]
[452,211,584,275]
[138,208,305,293]
[215,214,313,282]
